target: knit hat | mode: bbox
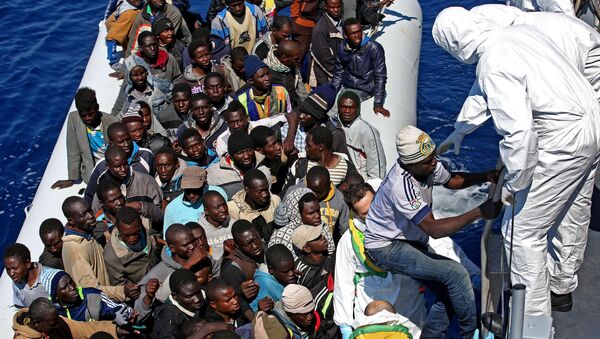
[291,224,323,250]
[274,187,313,226]
[152,16,174,35]
[181,166,207,189]
[299,84,337,120]
[121,103,144,124]
[40,269,67,300]
[244,55,268,80]
[396,125,436,164]
[282,284,316,314]
[227,130,254,155]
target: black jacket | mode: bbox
[332,36,387,107]
[310,13,344,86]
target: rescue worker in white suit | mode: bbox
[432,7,600,316]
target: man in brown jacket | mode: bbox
[52,87,119,189]
[61,196,139,302]
[104,206,156,285]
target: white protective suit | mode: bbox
[432,7,600,316]
[509,0,575,15]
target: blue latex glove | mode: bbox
[340,324,353,339]
[105,40,120,65]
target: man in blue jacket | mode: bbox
[332,18,390,117]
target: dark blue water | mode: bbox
[0,0,498,272]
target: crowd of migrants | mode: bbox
[3,0,510,338]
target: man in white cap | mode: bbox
[253,284,322,338]
[363,125,502,338]
[432,6,600,316]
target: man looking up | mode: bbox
[53,88,119,189]
[332,18,390,117]
[61,196,139,302]
[220,220,265,321]
[38,218,65,270]
[211,0,268,51]
[364,126,502,337]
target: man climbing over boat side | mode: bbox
[433,6,600,317]
[52,88,119,190]
[364,125,502,338]
[332,18,390,118]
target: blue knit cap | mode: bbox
[40,269,67,300]
[244,55,268,80]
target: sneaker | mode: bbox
[551,292,573,312]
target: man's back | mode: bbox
[477,26,597,117]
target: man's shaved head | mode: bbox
[364,300,396,316]
[277,40,300,56]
